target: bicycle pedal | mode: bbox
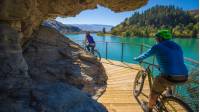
[155,101,162,108]
[141,101,148,111]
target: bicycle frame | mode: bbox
[140,61,158,90]
[81,43,101,61]
[146,66,153,90]
[136,61,193,112]
[140,62,169,111]
[82,43,95,53]
[140,61,172,97]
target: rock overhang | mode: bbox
[0,0,148,43]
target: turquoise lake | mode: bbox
[65,33,199,73]
[65,33,199,110]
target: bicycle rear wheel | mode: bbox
[155,96,193,112]
[93,50,101,61]
[133,70,146,97]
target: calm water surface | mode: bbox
[65,34,198,110]
[65,33,199,62]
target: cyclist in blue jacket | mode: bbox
[134,30,188,112]
[84,32,96,54]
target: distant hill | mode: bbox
[42,20,82,34]
[69,24,113,32]
[111,5,199,38]
[188,9,199,15]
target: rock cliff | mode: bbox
[0,0,147,44]
[0,0,147,111]
[0,24,107,112]
[23,26,107,98]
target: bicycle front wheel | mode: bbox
[93,50,101,61]
[157,96,193,112]
[133,70,146,97]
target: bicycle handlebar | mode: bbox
[133,60,160,70]
[140,61,159,68]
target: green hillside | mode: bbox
[111,5,199,38]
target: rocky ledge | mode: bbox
[0,0,147,111]
[23,26,107,99]
[0,24,107,112]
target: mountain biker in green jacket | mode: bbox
[134,30,188,112]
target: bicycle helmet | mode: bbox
[155,30,172,40]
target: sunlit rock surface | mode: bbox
[0,24,107,112]
[24,26,107,98]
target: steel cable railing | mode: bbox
[72,39,199,111]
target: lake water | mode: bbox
[65,33,199,111]
[65,33,198,75]
[65,33,198,62]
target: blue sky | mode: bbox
[56,0,199,26]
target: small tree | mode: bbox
[102,27,106,34]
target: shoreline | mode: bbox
[64,33,199,39]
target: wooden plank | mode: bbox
[98,59,145,112]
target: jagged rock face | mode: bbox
[1,81,107,112]
[0,0,148,44]
[0,0,148,111]
[30,81,107,112]
[0,24,107,112]
[23,26,107,98]
[0,23,30,98]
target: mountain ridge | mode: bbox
[67,24,113,32]
[42,20,82,33]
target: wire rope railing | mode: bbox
[72,39,199,112]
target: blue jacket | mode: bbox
[134,40,188,76]
[86,35,95,44]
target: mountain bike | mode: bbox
[82,43,101,61]
[133,61,193,112]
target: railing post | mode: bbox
[140,43,144,54]
[152,56,156,74]
[121,43,124,62]
[106,42,108,59]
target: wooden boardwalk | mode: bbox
[98,59,149,112]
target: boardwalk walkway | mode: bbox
[98,59,149,112]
